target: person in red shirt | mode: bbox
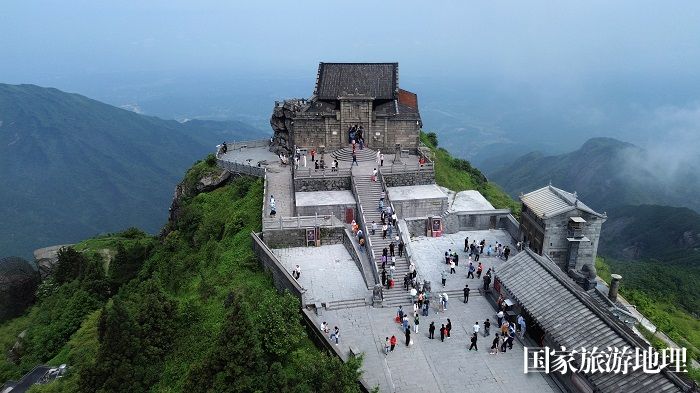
[390,335,397,351]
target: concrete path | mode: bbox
[313,297,558,393]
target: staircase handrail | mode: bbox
[351,175,381,286]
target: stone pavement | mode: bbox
[273,245,368,304]
[312,296,558,393]
[409,230,518,293]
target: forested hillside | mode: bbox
[0,158,361,392]
[0,84,263,258]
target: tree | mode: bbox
[53,247,86,284]
[426,132,438,147]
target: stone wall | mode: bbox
[341,228,375,289]
[392,198,446,218]
[540,209,604,273]
[293,176,351,192]
[251,232,306,305]
[262,226,345,249]
[403,210,515,237]
[382,171,435,187]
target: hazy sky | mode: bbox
[3,1,700,83]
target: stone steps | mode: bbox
[331,147,377,162]
[353,173,411,304]
[325,297,368,310]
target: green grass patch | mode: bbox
[421,131,521,216]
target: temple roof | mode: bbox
[315,63,398,100]
[521,185,604,219]
[497,249,685,393]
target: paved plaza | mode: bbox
[313,297,558,393]
[273,245,369,303]
[409,230,518,292]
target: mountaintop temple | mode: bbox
[270,62,422,154]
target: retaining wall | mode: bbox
[251,232,306,305]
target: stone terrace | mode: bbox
[311,297,558,393]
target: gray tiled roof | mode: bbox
[496,250,685,393]
[315,63,398,100]
[521,185,604,218]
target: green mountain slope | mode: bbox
[488,137,700,212]
[0,84,263,258]
[0,161,362,392]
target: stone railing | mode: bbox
[350,175,381,287]
[217,159,267,178]
[379,161,434,175]
[293,167,352,179]
[224,139,270,150]
[262,214,342,230]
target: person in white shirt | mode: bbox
[473,321,481,334]
[320,321,329,333]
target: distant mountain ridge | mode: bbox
[489,137,700,213]
[0,83,264,258]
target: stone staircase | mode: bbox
[325,297,369,310]
[353,172,412,308]
[331,147,377,162]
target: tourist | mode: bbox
[449,259,456,274]
[483,272,491,290]
[467,262,475,279]
[446,318,452,338]
[487,244,492,256]
[330,159,336,172]
[387,223,393,238]
[293,265,301,279]
[314,160,319,171]
[320,321,329,334]
[352,152,358,166]
[517,315,526,338]
[391,212,397,227]
[453,252,459,267]
[330,326,340,345]
[382,223,388,239]
[294,155,299,169]
[405,326,411,346]
[372,168,378,182]
[469,333,478,351]
[333,159,338,171]
[359,237,365,248]
[410,287,417,304]
[371,220,377,235]
[490,334,500,355]
[441,270,447,287]
[384,337,390,355]
[422,299,430,316]
[389,241,395,256]
[504,246,511,261]
[429,321,436,339]
[351,220,358,235]
[483,318,491,337]
[413,301,419,314]
[397,305,404,321]
[357,229,364,240]
[389,264,395,280]
[444,251,451,264]
[506,330,515,351]
[359,137,364,150]
[476,262,483,279]
[380,190,386,201]
[441,292,449,311]
[472,321,480,335]
[376,150,381,165]
[497,310,504,328]
[409,262,416,279]
[390,335,397,351]
[464,236,469,252]
[381,269,387,287]
[380,153,384,166]
[398,239,404,257]
[402,315,409,332]
[403,274,410,290]
[500,321,509,337]
[440,324,446,342]
[417,292,424,308]
[414,312,420,333]
[463,284,470,303]
[311,148,316,162]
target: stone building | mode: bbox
[519,185,606,289]
[270,62,422,153]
